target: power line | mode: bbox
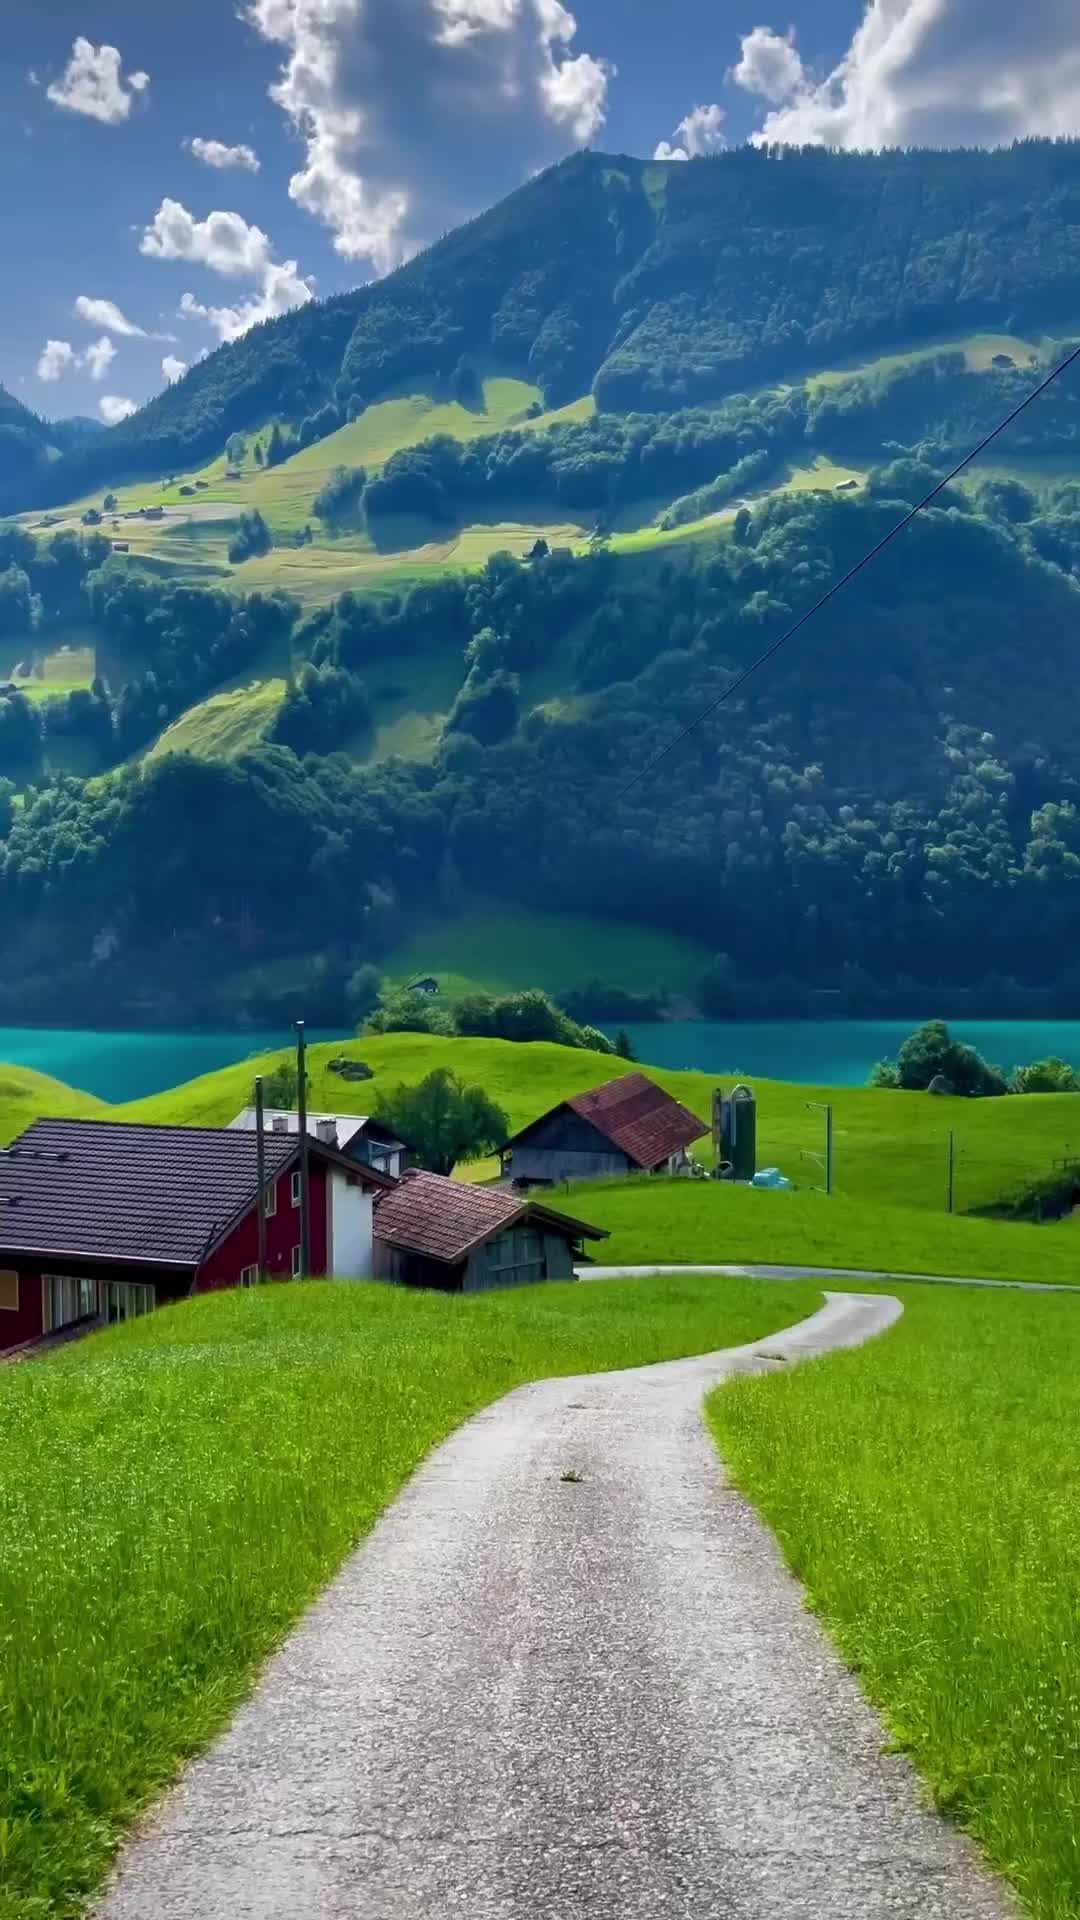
[619,339,1080,799]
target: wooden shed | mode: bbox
[372,1170,607,1293]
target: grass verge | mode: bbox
[707,1282,1080,1919]
[0,1272,818,1920]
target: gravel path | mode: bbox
[96,1289,1012,1920]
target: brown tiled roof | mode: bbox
[566,1073,708,1170]
[0,1119,301,1270]
[373,1170,606,1266]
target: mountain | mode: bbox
[5,141,1080,1022]
[10,139,1080,513]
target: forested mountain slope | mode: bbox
[10,139,1080,513]
[5,140,1080,1022]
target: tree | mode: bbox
[0,776,14,840]
[699,953,737,1018]
[228,510,271,563]
[226,433,248,466]
[103,492,119,513]
[889,1021,1007,1097]
[253,441,265,467]
[614,1029,636,1059]
[374,1068,509,1176]
[1011,1057,1080,1094]
[266,423,287,468]
[365,986,454,1035]
[257,1062,298,1108]
[0,565,39,639]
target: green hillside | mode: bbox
[13,140,1080,515]
[3,1032,1080,1285]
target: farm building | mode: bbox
[229,1107,408,1177]
[372,1170,607,1292]
[501,1072,708,1188]
[0,1118,393,1355]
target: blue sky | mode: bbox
[4,1,1078,421]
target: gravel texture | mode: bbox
[96,1289,1013,1920]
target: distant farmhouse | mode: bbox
[229,1108,408,1178]
[372,1170,607,1293]
[501,1072,708,1188]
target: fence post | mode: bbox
[946,1129,955,1215]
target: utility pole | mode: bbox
[295,1020,310,1278]
[946,1129,956,1215]
[805,1101,833,1196]
[254,1074,268,1284]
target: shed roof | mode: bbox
[0,1118,391,1271]
[507,1072,708,1171]
[372,1170,607,1266]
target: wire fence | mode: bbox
[779,1104,1080,1218]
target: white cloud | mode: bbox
[99,395,138,425]
[525,1,612,141]
[161,354,188,384]
[654,101,726,161]
[187,137,261,172]
[245,0,610,271]
[179,259,315,343]
[433,0,518,44]
[84,337,117,381]
[245,0,409,273]
[46,38,149,126]
[735,1,1080,150]
[140,199,274,276]
[729,28,805,106]
[74,295,147,338]
[37,339,77,383]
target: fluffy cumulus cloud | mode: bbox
[655,102,726,161]
[733,0,1080,149]
[186,137,261,172]
[46,38,149,125]
[83,337,117,381]
[161,354,188,384]
[36,339,77,382]
[74,295,147,338]
[37,333,121,383]
[245,0,612,272]
[99,395,138,425]
[139,194,314,343]
[178,259,315,344]
[140,200,274,276]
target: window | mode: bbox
[0,1271,18,1312]
[263,1182,277,1218]
[99,1281,155,1326]
[240,1265,258,1288]
[291,1245,302,1278]
[43,1274,99,1332]
[291,1170,302,1208]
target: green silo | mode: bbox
[716,1083,757,1181]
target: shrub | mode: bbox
[228,510,271,564]
[876,1020,1007,1096]
[1010,1057,1080,1094]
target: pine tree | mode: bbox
[267,423,286,467]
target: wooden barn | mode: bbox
[500,1072,708,1188]
[372,1170,607,1293]
[0,1118,393,1355]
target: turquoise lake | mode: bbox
[619,1018,1080,1087]
[0,1028,337,1103]
[5,1018,1080,1102]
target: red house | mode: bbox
[0,1118,393,1355]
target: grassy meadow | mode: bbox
[709,1281,1080,1920]
[0,1270,818,1920]
[4,1023,1080,1282]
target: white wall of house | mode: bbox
[328,1173,374,1278]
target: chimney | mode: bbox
[272,1115,289,1134]
[316,1119,338,1148]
